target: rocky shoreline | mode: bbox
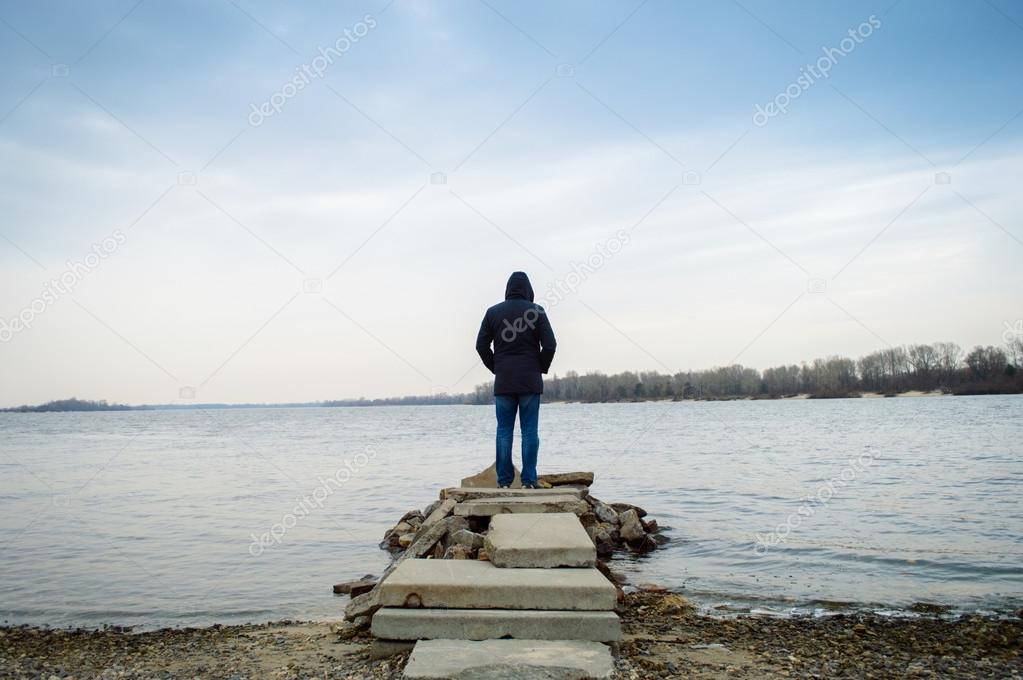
[3,593,1019,678]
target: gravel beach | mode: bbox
[3,593,1020,679]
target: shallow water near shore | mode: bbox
[1,395,1021,629]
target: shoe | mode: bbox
[522,483,538,489]
[498,484,511,489]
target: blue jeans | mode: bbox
[495,393,540,486]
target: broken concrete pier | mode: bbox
[350,468,660,678]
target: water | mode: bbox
[1,396,1021,629]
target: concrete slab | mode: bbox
[443,487,586,502]
[422,498,457,528]
[403,639,614,679]
[378,559,616,611]
[485,513,596,569]
[453,496,589,517]
[372,608,620,642]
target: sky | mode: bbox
[0,0,1021,407]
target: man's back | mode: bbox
[476,272,556,395]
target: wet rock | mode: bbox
[618,509,646,543]
[640,518,658,533]
[595,559,626,586]
[594,522,619,545]
[630,535,658,554]
[398,533,416,549]
[592,501,619,525]
[638,583,667,593]
[610,502,647,518]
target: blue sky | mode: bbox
[1,0,1021,406]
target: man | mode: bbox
[475,271,557,489]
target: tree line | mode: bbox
[467,338,1023,403]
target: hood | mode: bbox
[504,271,534,301]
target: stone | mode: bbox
[443,487,586,502]
[594,560,625,586]
[609,502,646,518]
[593,523,617,544]
[401,509,426,524]
[637,583,667,593]
[332,615,369,639]
[590,501,619,525]
[449,529,486,550]
[629,534,657,553]
[398,533,416,548]
[537,472,594,487]
[405,516,468,560]
[618,509,646,543]
[641,518,658,533]
[332,577,376,595]
[402,639,614,679]
[371,608,621,642]
[369,638,416,659]
[444,544,473,559]
[453,496,589,517]
[423,499,442,518]
[460,463,521,489]
[423,498,457,528]
[485,513,596,568]
[344,587,380,621]
[595,541,614,558]
[377,559,617,611]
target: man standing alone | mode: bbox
[475,272,557,488]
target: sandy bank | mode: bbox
[3,593,1019,679]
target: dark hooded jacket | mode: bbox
[476,272,557,395]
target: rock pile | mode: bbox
[335,469,669,631]
[378,471,667,563]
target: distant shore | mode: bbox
[7,388,1021,413]
[3,592,1019,679]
